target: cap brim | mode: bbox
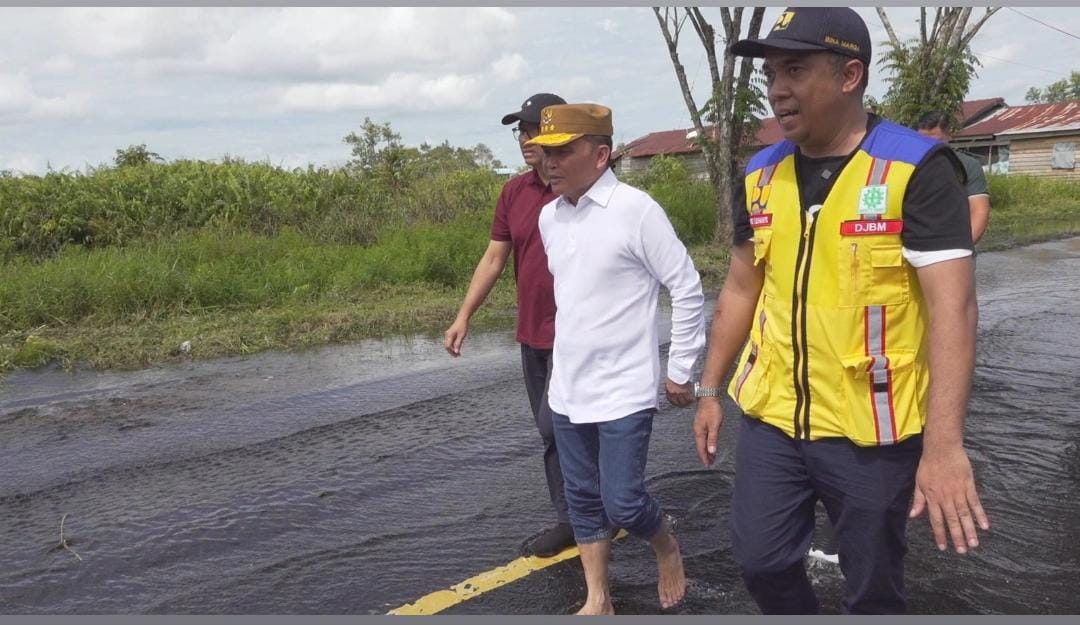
[526,132,583,147]
[501,112,524,125]
[730,37,830,58]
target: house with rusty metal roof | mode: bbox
[953,100,1080,180]
[613,97,1080,182]
[614,98,1010,179]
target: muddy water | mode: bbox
[1,238,1078,614]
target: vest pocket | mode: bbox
[839,349,917,445]
[732,341,773,416]
[752,228,772,266]
[838,241,909,307]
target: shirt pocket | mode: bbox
[838,241,910,308]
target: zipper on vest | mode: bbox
[792,215,821,440]
[790,208,808,439]
[789,129,874,439]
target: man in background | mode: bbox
[444,92,576,558]
[916,110,992,244]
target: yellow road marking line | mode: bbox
[387,530,629,615]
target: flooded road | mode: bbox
[1,237,1078,614]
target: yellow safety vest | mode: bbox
[729,120,941,446]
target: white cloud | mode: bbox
[0,73,88,122]
[491,54,528,83]
[202,8,517,82]
[53,8,220,61]
[2,6,1080,176]
[553,77,596,102]
[278,73,486,113]
[0,153,48,175]
[976,43,1022,71]
[38,55,76,75]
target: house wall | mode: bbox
[1007,135,1080,180]
[615,153,711,180]
[614,155,651,178]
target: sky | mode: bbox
[2,6,1079,175]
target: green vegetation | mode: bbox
[874,8,999,126]
[0,139,1076,374]
[624,155,717,246]
[978,174,1080,250]
[1025,70,1080,105]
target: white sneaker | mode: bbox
[807,548,839,564]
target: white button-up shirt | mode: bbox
[539,168,705,424]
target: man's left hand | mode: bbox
[665,378,694,407]
[909,444,990,554]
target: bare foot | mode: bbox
[575,598,615,615]
[655,531,686,609]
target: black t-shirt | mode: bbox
[732,119,972,252]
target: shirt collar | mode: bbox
[557,168,619,210]
[525,167,547,189]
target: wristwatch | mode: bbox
[694,382,724,398]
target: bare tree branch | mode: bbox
[653,7,704,134]
[876,8,900,47]
[719,6,733,38]
[730,8,765,162]
[920,7,928,47]
[689,8,721,92]
[960,7,1001,48]
[928,7,946,44]
[687,7,710,51]
[932,7,973,100]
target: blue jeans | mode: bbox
[551,408,664,544]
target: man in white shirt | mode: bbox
[528,103,706,615]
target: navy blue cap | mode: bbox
[501,93,567,126]
[731,7,871,65]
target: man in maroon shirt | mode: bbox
[444,92,574,557]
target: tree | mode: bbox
[343,118,416,191]
[1026,71,1080,104]
[470,143,504,170]
[876,7,1000,126]
[344,119,506,191]
[654,7,766,244]
[114,144,163,168]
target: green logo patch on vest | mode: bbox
[858,185,888,215]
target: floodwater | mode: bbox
[1,237,1078,614]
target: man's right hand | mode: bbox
[444,319,469,357]
[693,398,725,467]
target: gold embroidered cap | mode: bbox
[526,103,613,147]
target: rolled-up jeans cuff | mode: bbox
[574,528,616,544]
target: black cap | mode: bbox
[730,7,871,66]
[501,93,566,126]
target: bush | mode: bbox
[629,156,716,245]
[0,158,504,261]
[987,174,1080,213]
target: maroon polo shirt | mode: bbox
[490,168,557,349]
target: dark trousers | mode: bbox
[520,344,569,524]
[731,415,922,614]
